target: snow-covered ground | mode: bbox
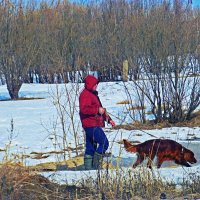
[0,82,200,185]
[41,165,200,186]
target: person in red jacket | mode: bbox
[79,75,116,170]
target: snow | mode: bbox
[41,165,200,186]
[0,82,200,185]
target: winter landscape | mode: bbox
[1,0,200,199]
[1,81,200,199]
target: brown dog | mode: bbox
[123,139,197,169]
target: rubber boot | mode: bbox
[84,154,93,170]
[93,152,103,169]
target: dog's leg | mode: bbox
[133,154,144,168]
[156,157,164,168]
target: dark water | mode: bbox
[110,142,200,168]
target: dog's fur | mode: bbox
[123,139,197,169]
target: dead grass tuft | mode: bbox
[116,100,130,104]
[0,97,45,101]
[0,162,93,199]
[115,120,170,130]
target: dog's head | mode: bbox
[123,139,137,153]
[183,148,197,164]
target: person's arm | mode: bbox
[100,108,116,127]
[97,95,116,127]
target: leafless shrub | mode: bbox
[46,82,83,161]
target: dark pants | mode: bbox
[84,127,109,156]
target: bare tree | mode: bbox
[0,1,37,99]
[129,1,200,123]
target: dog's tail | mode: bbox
[123,139,137,153]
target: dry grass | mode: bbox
[128,105,146,111]
[75,167,200,199]
[29,156,84,171]
[30,156,113,171]
[0,97,44,101]
[116,100,130,104]
[0,162,55,199]
[115,120,171,130]
[0,162,93,200]
[176,110,200,127]
[0,162,200,199]
[115,111,200,130]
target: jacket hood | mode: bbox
[84,75,99,90]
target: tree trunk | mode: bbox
[7,80,22,100]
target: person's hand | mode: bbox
[110,120,116,127]
[99,107,105,115]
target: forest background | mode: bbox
[1,0,200,124]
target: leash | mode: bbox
[96,89,157,139]
[106,111,158,139]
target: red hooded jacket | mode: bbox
[79,75,112,128]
